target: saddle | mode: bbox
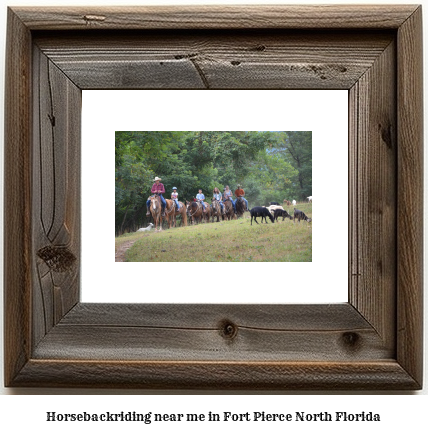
[196,200,205,208]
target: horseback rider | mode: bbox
[235,184,249,211]
[223,185,237,214]
[146,176,166,217]
[196,189,207,212]
[171,187,180,211]
[212,187,225,214]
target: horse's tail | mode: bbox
[182,208,188,226]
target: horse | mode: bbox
[174,200,188,227]
[149,194,162,231]
[165,199,188,228]
[223,199,236,221]
[235,197,247,218]
[210,199,223,223]
[186,200,204,225]
[164,199,177,228]
[203,202,211,223]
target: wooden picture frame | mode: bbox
[4,5,423,389]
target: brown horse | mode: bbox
[164,199,176,228]
[210,199,223,223]
[203,202,211,223]
[223,199,237,221]
[149,194,162,231]
[165,199,188,228]
[186,200,204,225]
[235,197,247,218]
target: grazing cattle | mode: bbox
[294,208,312,223]
[283,199,291,206]
[137,223,154,232]
[307,196,312,202]
[149,194,163,231]
[269,201,280,206]
[267,205,284,215]
[274,209,292,222]
[292,200,297,206]
[250,206,274,225]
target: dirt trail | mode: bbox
[115,239,137,262]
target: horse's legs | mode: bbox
[154,214,161,231]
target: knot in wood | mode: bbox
[378,122,393,149]
[219,320,238,340]
[341,332,361,351]
[37,245,76,272]
[83,15,106,23]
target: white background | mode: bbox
[82,89,348,303]
[0,0,427,429]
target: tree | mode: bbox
[115,130,311,233]
[271,131,312,200]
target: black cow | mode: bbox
[294,208,312,223]
[250,206,274,225]
[269,201,280,206]
[274,208,292,222]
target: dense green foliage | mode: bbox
[115,131,311,234]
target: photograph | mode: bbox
[115,131,312,262]
[1,0,425,407]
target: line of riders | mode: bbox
[146,176,250,218]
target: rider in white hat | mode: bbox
[146,176,166,216]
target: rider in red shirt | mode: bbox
[234,184,249,211]
[146,176,166,216]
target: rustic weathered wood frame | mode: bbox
[4,5,423,389]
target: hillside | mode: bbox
[115,204,312,262]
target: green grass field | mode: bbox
[116,203,312,262]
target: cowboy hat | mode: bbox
[153,176,162,181]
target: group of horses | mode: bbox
[148,194,247,231]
